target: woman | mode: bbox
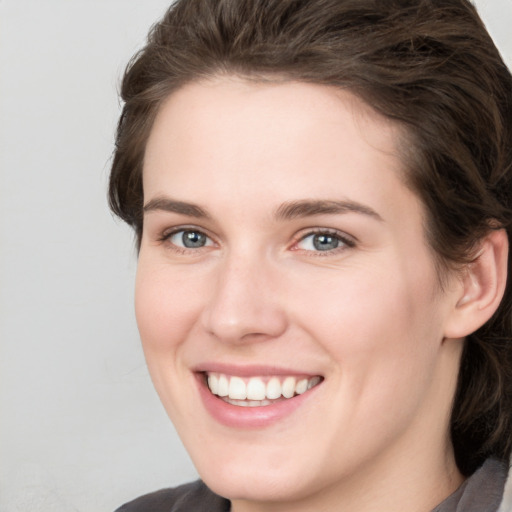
[110,0,512,510]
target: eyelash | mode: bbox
[291,228,356,256]
[158,226,356,255]
[158,226,216,254]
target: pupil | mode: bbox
[313,234,339,251]
[182,231,206,248]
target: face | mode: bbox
[137,78,463,509]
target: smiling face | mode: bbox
[136,78,465,511]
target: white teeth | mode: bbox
[282,376,296,398]
[295,378,308,394]
[225,398,273,407]
[228,376,247,400]
[246,377,266,400]
[207,374,219,394]
[308,376,321,389]
[266,377,282,399]
[218,374,229,397]
[206,373,322,403]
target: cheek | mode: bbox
[134,260,206,419]
[290,262,444,390]
[134,261,204,354]
[292,271,445,454]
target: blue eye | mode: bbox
[168,229,213,249]
[296,232,350,252]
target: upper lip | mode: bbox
[192,362,322,378]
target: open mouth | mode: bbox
[205,372,323,407]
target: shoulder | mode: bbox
[115,480,230,512]
[433,458,510,512]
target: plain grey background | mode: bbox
[1,1,511,511]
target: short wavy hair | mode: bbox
[109,0,512,476]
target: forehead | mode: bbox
[143,77,408,197]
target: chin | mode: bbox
[182,428,345,505]
[198,458,322,504]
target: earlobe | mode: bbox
[444,229,508,339]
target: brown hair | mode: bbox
[109,0,512,476]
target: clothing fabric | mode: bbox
[115,480,230,512]
[115,458,509,512]
[432,458,508,512]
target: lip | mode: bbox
[194,365,322,429]
[192,362,321,378]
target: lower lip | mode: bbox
[196,374,320,428]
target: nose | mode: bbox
[200,254,288,344]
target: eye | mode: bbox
[166,229,214,249]
[295,230,354,253]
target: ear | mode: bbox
[443,229,509,339]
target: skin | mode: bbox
[136,77,469,512]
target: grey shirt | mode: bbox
[116,458,509,512]
[432,459,509,512]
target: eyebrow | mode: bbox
[274,199,383,221]
[143,197,210,218]
[143,196,383,222]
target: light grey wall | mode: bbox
[1,1,511,511]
